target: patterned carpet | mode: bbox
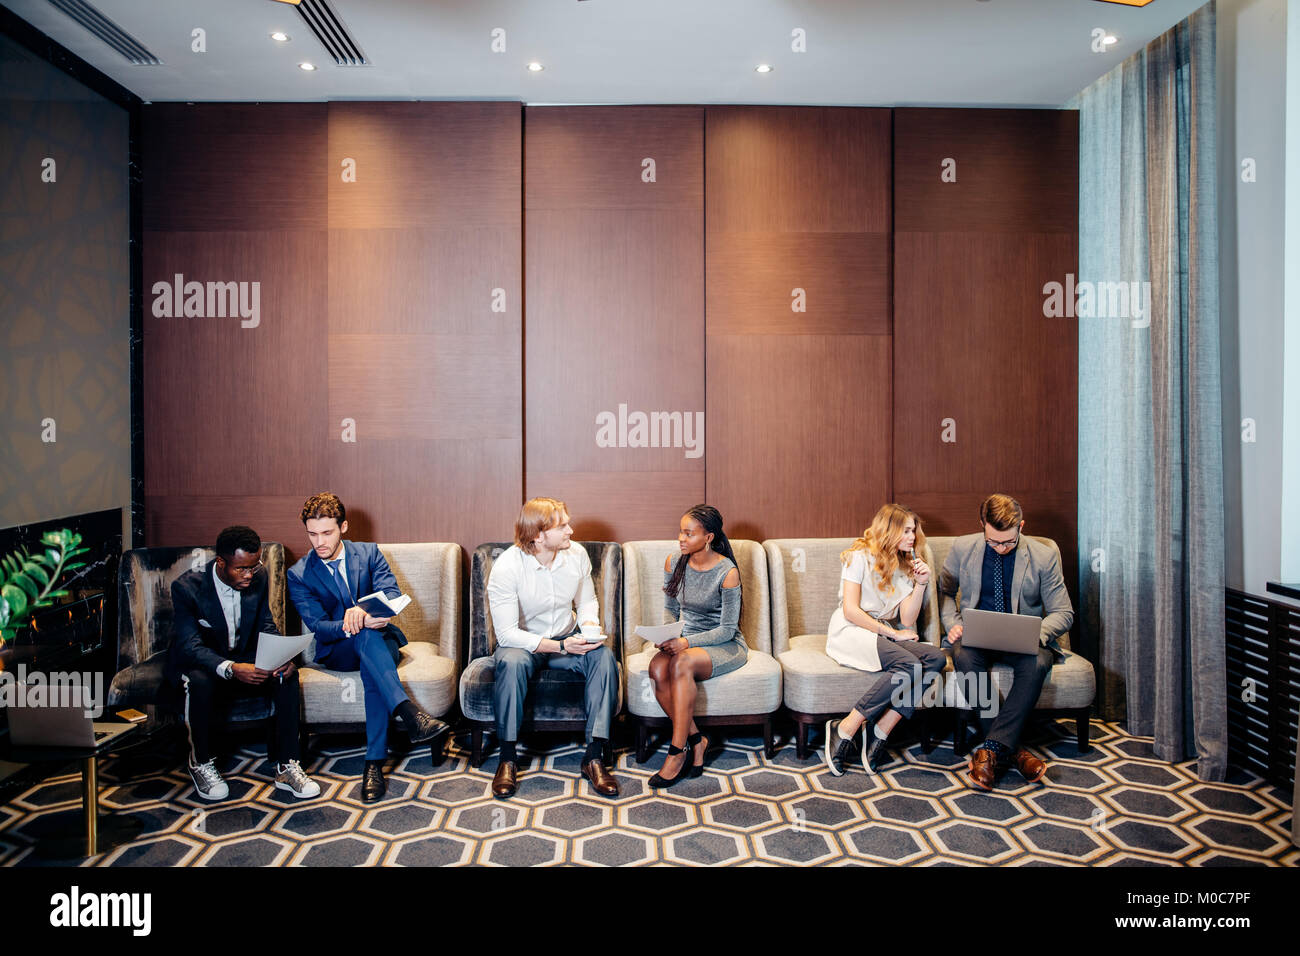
[0,718,1295,867]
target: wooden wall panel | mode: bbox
[326,102,522,556]
[142,230,329,498]
[142,104,328,554]
[706,335,893,542]
[893,108,1078,591]
[142,102,522,561]
[706,107,893,540]
[143,104,327,232]
[525,107,704,541]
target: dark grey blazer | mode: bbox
[937,533,1074,655]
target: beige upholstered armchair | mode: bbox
[297,542,462,747]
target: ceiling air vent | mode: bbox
[296,0,368,66]
[46,0,162,65]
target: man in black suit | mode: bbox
[171,525,320,801]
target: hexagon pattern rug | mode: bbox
[0,719,1294,867]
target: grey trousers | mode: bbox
[852,636,948,723]
[492,642,618,743]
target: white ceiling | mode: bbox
[2,0,1208,107]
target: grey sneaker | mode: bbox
[862,729,891,776]
[824,719,860,776]
[189,759,230,801]
[275,759,322,799]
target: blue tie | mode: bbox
[327,560,352,608]
[993,554,1006,613]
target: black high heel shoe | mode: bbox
[648,743,691,788]
[687,731,709,778]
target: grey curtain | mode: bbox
[1074,2,1226,779]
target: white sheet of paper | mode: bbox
[255,632,314,672]
[634,621,685,644]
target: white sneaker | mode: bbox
[189,759,230,801]
[275,759,322,799]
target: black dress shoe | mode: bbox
[362,760,386,803]
[492,760,518,799]
[401,708,451,750]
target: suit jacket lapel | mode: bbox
[305,550,342,615]
[964,538,983,611]
[200,561,231,647]
[237,584,261,650]
[1011,539,1028,613]
[344,540,362,604]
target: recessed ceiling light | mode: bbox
[298,62,316,71]
[755,64,773,73]
[1103,34,1119,46]
[270,31,290,43]
[527,61,544,72]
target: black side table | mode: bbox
[5,723,141,860]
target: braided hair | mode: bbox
[664,505,740,606]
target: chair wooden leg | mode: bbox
[796,719,809,760]
[636,720,649,763]
[470,726,483,768]
[603,736,613,766]
[763,716,775,759]
[1075,707,1092,753]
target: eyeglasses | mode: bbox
[984,532,1019,552]
[229,561,264,578]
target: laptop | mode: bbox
[6,692,136,750]
[960,607,1042,655]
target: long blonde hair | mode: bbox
[840,503,926,595]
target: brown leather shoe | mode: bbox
[968,747,998,791]
[581,758,620,798]
[1013,748,1047,783]
[492,760,518,799]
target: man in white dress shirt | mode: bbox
[486,497,619,799]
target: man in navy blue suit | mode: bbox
[171,525,320,802]
[287,493,450,803]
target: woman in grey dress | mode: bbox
[647,504,747,788]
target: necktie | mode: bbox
[327,560,352,608]
[992,553,1006,613]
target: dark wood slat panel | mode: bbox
[706,334,893,541]
[142,104,327,232]
[892,231,1078,491]
[705,107,893,540]
[525,106,703,210]
[142,229,329,497]
[893,107,1078,596]
[525,107,704,531]
[706,233,890,335]
[706,107,891,233]
[524,208,704,474]
[327,333,520,441]
[326,438,521,560]
[892,490,1077,545]
[326,101,521,229]
[525,471,705,543]
[145,495,312,559]
[894,108,1078,234]
[322,102,522,560]
[327,227,520,336]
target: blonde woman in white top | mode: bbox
[824,503,948,776]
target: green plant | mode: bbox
[0,530,88,646]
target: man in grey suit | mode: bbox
[939,493,1074,790]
